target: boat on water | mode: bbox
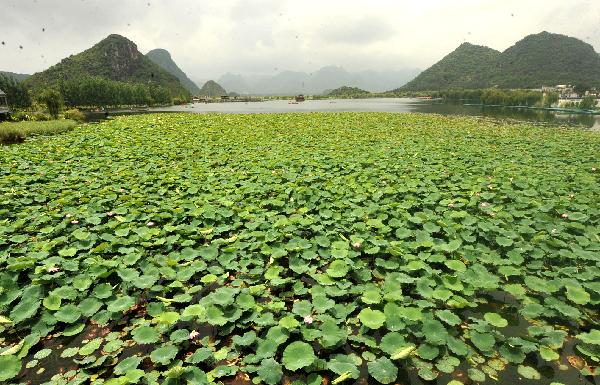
[295,95,305,102]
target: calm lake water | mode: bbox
[113,98,600,130]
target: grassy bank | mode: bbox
[0,113,599,384]
[0,119,77,145]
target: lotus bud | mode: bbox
[351,242,362,251]
[189,330,200,340]
[447,203,455,208]
[146,221,155,227]
[303,315,313,325]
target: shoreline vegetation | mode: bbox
[0,119,77,145]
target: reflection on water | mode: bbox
[101,98,600,130]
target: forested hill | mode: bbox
[25,34,190,100]
[400,32,600,91]
[146,48,201,95]
[0,71,30,82]
[400,43,500,91]
[199,80,227,97]
[493,31,600,88]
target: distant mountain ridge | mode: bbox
[400,32,600,91]
[25,34,190,99]
[218,66,420,95]
[146,49,200,95]
[0,71,30,82]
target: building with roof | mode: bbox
[0,88,9,117]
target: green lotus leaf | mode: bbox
[470,331,495,352]
[33,349,52,360]
[182,304,206,318]
[422,320,448,345]
[396,306,423,321]
[576,329,600,345]
[132,326,160,344]
[379,332,407,356]
[107,296,135,313]
[279,315,300,329]
[417,344,440,360]
[0,355,21,381]
[92,283,113,299]
[257,358,282,385]
[282,341,316,371]
[565,285,590,305]
[327,260,350,278]
[150,345,178,365]
[321,320,347,348]
[10,297,40,324]
[153,311,180,325]
[79,338,102,356]
[358,308,386,329]
[292,300,312,317]
[517,365,541,380]
[445,260,466,272]
[484,312,508,328]
[43,294,62,311]
[54,304,82,324]
[436,310,461,326]
[202,305,226,326]
[327,354,361,379]
[539,346,560,361]
[367,357,398,384]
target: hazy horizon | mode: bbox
[1,0,600,81]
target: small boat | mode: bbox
[295,95,305,102]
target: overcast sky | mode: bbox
[1,0,600,81]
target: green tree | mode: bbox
[38,89,64,118]
[579,95,596,110]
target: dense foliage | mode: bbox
[146,49,201,95]
[24,34,190,104]
[0,74,32,109]
[199,81,228,97]
[0,113,599,385]
[0,119,76,144]
[400,43,500,91]
[400,32,600,91]
[326,86,370,98]
[56,76,173,107]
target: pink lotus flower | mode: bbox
[189,330,200,340]
[592,167,597,172]
[303,315,313,325]
[146,221,155,227]
[447,203,455,208]
[70,220,79,225]
[65,214,72,218]
[107,211,115,217]
[561,213,569,219]
[47,266,60,273]
[351,242,362,251]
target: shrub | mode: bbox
[0,120,77,145]
[38,89,64,119]
[0,126,25,144]
[64,109,86,122]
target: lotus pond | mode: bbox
[0,113,599,385]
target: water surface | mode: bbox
[125,98,600,130]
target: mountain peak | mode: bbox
[25,34,190,99]
[146,48,200,94]
[147,48,172,59]
[199,80,227,97]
